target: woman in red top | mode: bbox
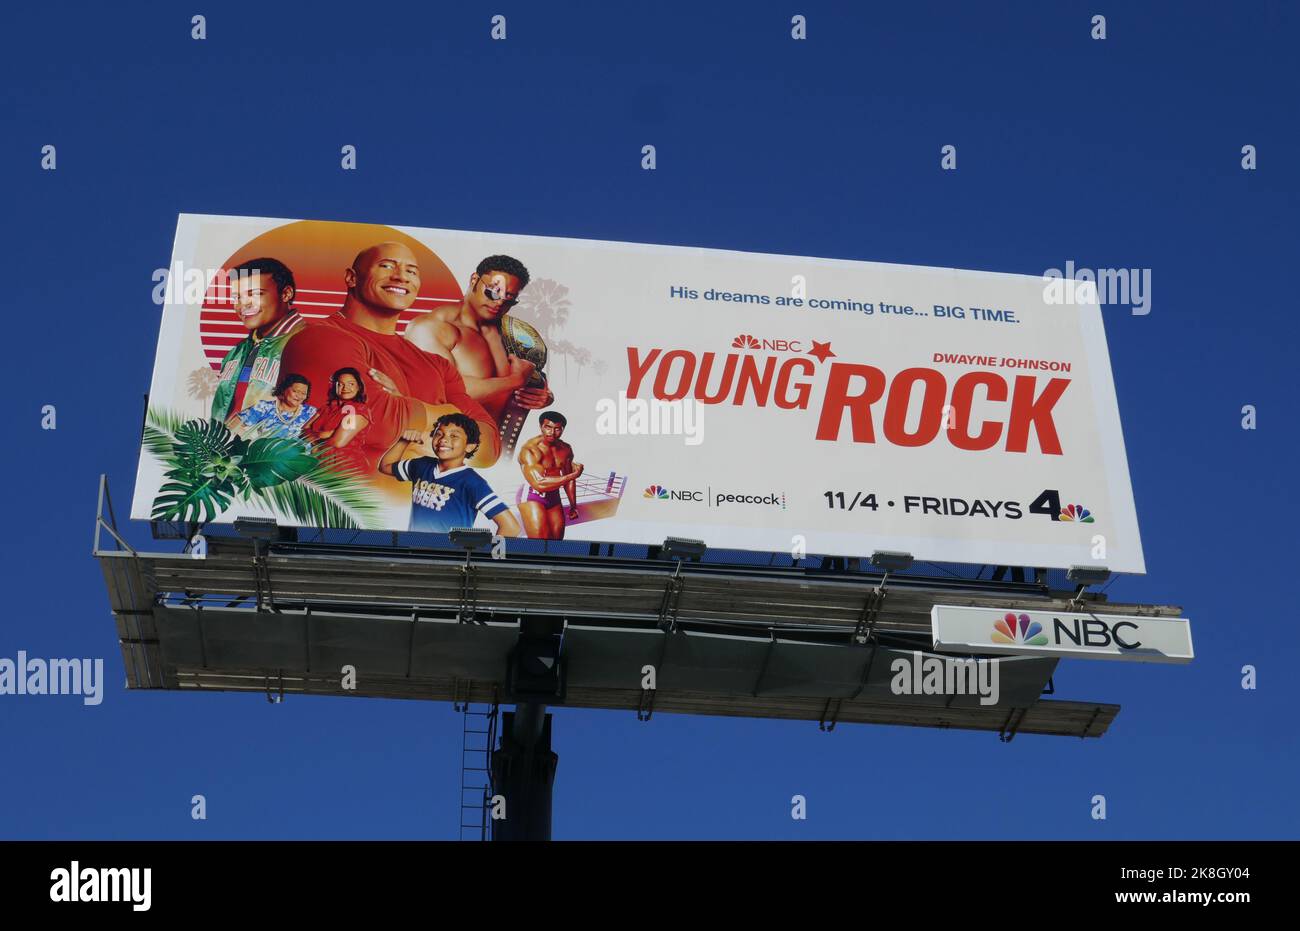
[305,367,374,477]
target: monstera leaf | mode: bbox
[240,436,317,490]
[152,474,236,522]
[172,417,230,457]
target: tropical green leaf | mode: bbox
[148,411,243,522]
[143,406,192,464]
[163,463,203,486]
[241,437,318,490]
[173,418,237,469]
[144,405,382,530]
[250,459,384,529]
[152,477,234,523]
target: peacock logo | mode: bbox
[991,612,1049,646]
[643,485,670,499]
[1059,504,1094,523]
[731,334,761,349]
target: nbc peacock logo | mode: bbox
[731,334,761,350]
[991,612,1049,646]
[643,485,670,499]
[1059,504,1095,522]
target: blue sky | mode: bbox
[1,1,1296,839]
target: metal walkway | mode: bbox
[92,476,1187,740]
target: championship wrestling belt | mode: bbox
[497,316,549,456]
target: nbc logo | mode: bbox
[731,334,761,350]
[1059,504,1094,523]
[643,483,704,502]
[991,612,1049,646]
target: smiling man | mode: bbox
[277,241,499,477]
[210,258,306,421]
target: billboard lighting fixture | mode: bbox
[861,551,915,619]
[1066,565,1112,608]
[1067,566,1111,586]
[870,551,914,573]
[449,528,494,551]
[233,517,279,541]
[234,517,280,557]
[662,537,707,561]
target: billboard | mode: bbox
[931,605,1193,663]
[132,214,1144,572]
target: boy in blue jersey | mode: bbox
[380,413,522,536]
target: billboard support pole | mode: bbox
[491,617,563,840]
[490,707,556,841]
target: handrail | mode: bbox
[93,474,136,556]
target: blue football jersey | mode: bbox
[393,459,509,533]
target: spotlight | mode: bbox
[449,528,494,551]
[870,550,914,573]
[1067,565,1111,586]
[661,536,707,561]
[233,517,279,541]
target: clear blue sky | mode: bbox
[1,1,1295,839]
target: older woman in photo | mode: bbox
[230,373,317,439]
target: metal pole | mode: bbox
[490,708,556,841]
[491,614,562,840]
[512,701,546,747]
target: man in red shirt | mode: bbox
[279,241,499,478]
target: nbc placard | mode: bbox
[930,605,1193,664]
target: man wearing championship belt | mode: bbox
[404,255,553,454]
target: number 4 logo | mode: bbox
[1029,489,1062,520]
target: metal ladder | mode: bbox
[456,687,499,841]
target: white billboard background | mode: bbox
[133,215,1144,572]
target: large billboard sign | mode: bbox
[132,215,1144,571]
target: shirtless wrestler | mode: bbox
[516,411,584,540]
[402,254,553,423]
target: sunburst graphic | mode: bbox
[1059,504,1094,523]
